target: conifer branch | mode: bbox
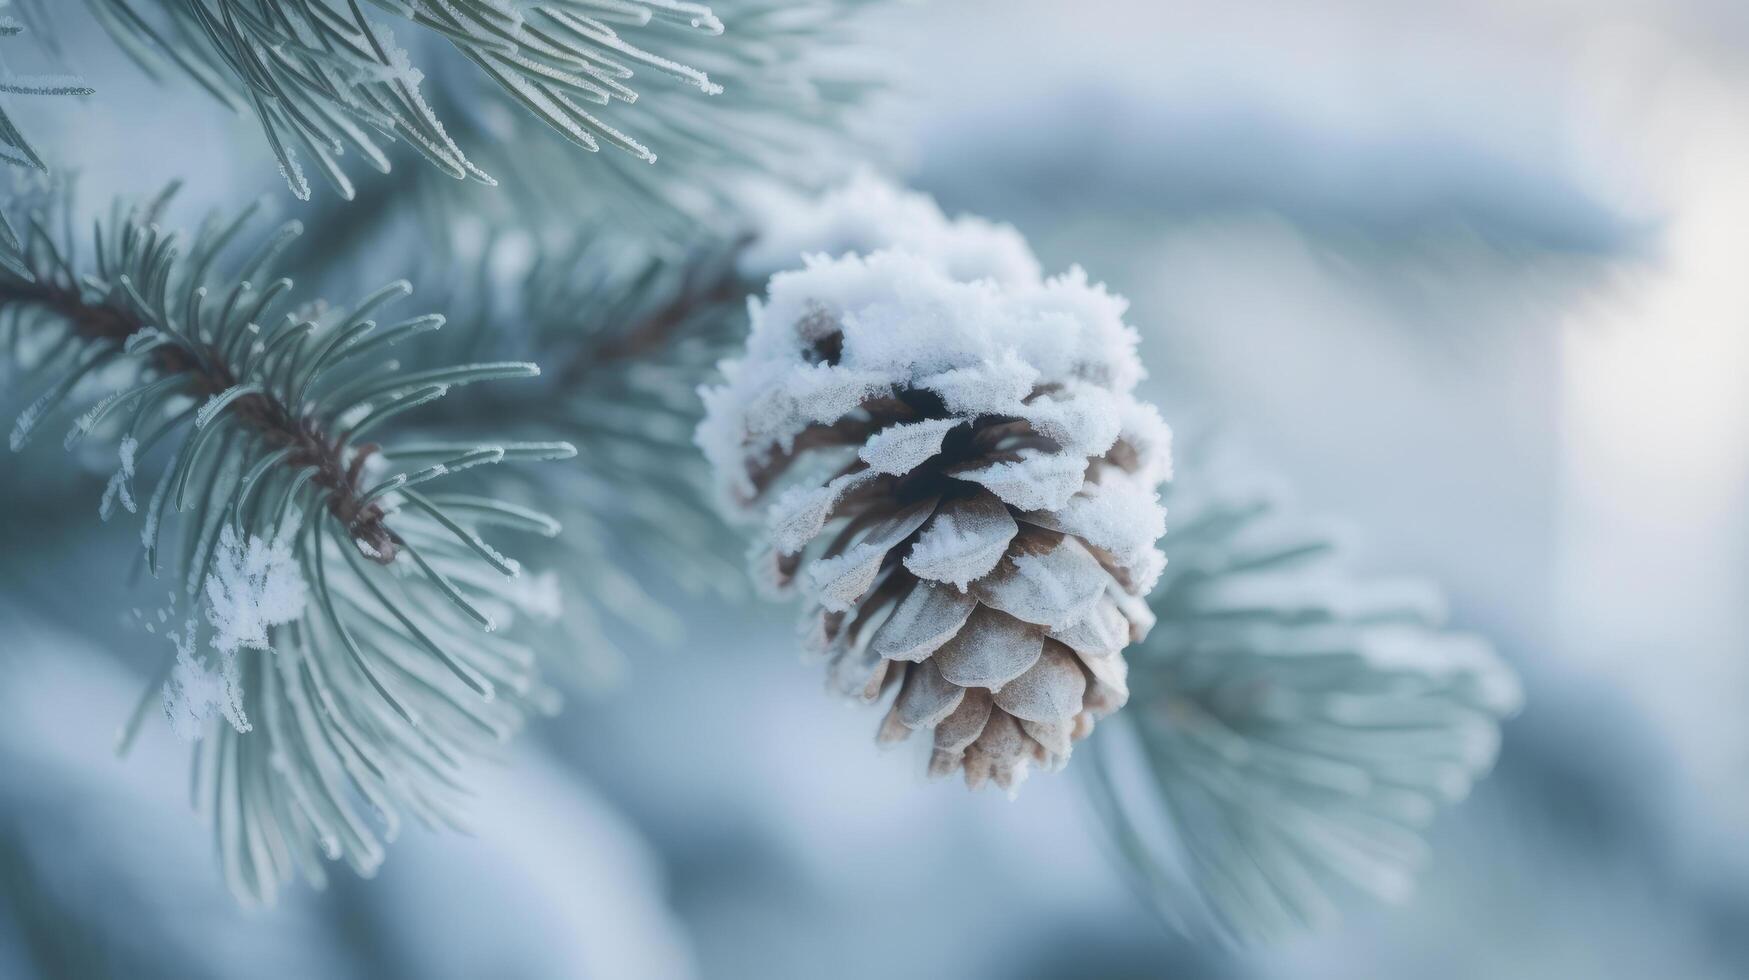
[0,6,93,172]
[1,185,575,903]
[78,0,733,200]
[550,234,747,386]
[394,231,752,665]
[1085,445,1523,944]
[410,0,889,235]
[1,245,403,560]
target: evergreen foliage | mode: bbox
[416,229,752,668]
[2,185,574,903]
[0,0,1528,947]
[417,0,890,232]
[1086,447,1523,943]
[81,0,733,199]
[0,3,92,172]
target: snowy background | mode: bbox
[4,0,1749,977]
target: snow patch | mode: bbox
[698,249,1156,520]
[162,619,249,741]
[203,524,308,655]
[742,172,1044,287]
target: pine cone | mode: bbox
[699,249,1171,791]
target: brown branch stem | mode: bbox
[1,278,398,562]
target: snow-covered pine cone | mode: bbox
[698,248,1171,791]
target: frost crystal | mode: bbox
[162,619,249,741]
[158,524,307,741]
[699,236,1171,792]
[99,436,140,520]
[203,524,308,655]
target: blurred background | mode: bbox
[3,0,1748,977]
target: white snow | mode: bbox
[1030,479,1168,590]
[376,25,426,88]
[766,470,878,555]
[203,524,308,656]
[337,402,374,429]
[161,619,249,741]
[1012,386,1124,457]
[698,249,1158,519]
[741,172,1045,287]
[193,388,233,429]
[8,388,45,450]
[99,436,141,521]
[119,434,138,478]
[858,418,962,476]
[808,542,886,613]
[122,326,164,354]
[957,450,1090,513]
[916,351,1039,417]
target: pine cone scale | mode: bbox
[931,604,1046,690]
[902,490,1018,587]
[867,579,979,662]
[992,641,1088,725]
[890,658,968,730]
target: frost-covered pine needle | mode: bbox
[0,7,92,173]
[0,186,574,905]
[79,0,743,199]
[1085,446,1523,944]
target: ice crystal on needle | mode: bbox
[204,524,308,656]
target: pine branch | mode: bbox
[1084,443,1524,944]
[402,0,890,236]
[77,0,737,200]
[0,7,94,172]
[403,230,750,668]
[0,185,576,904]
[549,234,748,385]
[2,254,406,560]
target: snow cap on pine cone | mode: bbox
[698,243,1172,793]
[738,170,1044,288]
